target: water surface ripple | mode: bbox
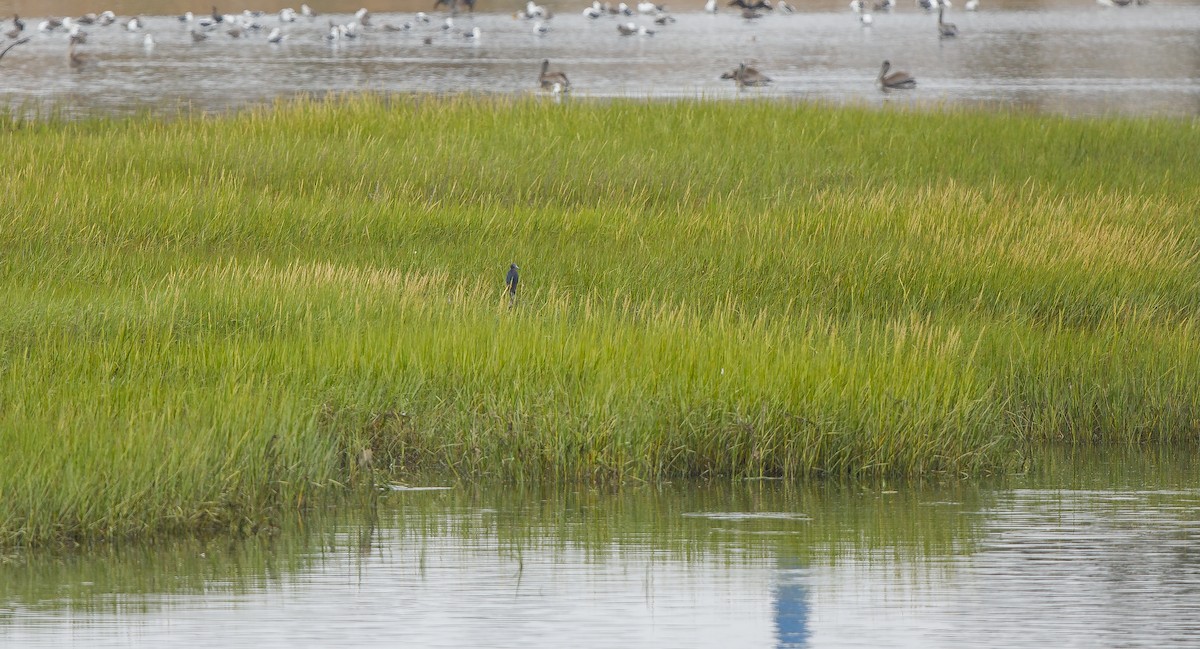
[1,454,1198,648]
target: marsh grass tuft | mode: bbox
[1,95,1198,548]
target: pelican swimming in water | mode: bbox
[937,5,957,36]
[267,27,285,42]
[878,60,916,89]
[67,34,88,68]
[721,62,771,87]
[538,59,570,91]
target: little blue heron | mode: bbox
[506,263,519,306]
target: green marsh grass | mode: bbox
[1,95,1198,547]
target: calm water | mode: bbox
[1,450,1197,648]
[1,0,1200,115]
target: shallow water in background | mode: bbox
[0,0,1199,116]
[1,449,1197,648]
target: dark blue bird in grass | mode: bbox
[506,263,519,305]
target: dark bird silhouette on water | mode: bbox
[506,263,519,306]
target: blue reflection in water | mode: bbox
[774,559,810,648]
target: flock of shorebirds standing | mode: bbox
[0,0,1154,95]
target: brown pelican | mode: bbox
[878,60,916,89]
[538,59,570,91]
[721,62,771,87]
[67,34,87,68]
[938,6,958,36]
